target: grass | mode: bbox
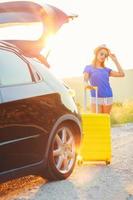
[110,101,133,125]
[76,100,133,125]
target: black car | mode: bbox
[0,1,81,182]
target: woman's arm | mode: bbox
[84,72,89,82]
[83,72,90,87]
[83,72,96,90]
[109,53,125,77]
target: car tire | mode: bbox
[45,122,77,180]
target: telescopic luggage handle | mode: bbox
[84,85,98,113]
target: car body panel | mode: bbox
[0,91,80,173]
[0,47,81,177]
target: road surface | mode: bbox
[0,123,133,200]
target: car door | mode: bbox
[0,48,53,173]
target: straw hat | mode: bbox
[94,44,110,55]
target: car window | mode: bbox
[0,8,43,40]
[0,49,32,86]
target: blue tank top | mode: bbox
[83,65,113,97]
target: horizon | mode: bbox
[55,68,133,79]
[63,69,133,103]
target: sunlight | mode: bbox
[45,34,56,49]
[41,34,56,57]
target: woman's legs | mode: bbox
[102,104,112,114]
[90,104,112,114]
[90,97,113,114]
[90,103,103,113]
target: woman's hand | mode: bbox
[108,52,125,77]
[109,53,118,63]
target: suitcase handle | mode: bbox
[84,85,98,113]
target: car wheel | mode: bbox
[45,122,77,180]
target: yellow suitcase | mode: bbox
[78,86,111,165]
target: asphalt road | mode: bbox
[0,124,133,200]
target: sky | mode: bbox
[40,0,133,78]
[0,0,133,78]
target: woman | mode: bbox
[83,45,125,114]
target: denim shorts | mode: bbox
[90,97,113,105]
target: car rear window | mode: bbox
[0,11,44,40]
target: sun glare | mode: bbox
[41,34,56,57]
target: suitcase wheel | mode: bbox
[77,159,83,166]
[106,160,110,165]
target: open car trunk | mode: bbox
[0,1,70,59]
